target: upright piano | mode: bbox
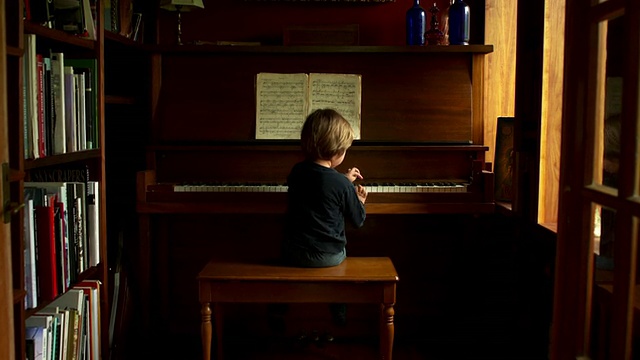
[135,44,495,341]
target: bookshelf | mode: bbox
[2,1,109,359]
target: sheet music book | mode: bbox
[255,72,362,140]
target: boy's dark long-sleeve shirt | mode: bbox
[284,161,366,255]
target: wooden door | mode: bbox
[551,0,640,359]
[0,1,16,359]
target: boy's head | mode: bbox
[300,109,354,161]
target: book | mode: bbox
[35,202,58,301]
[27,163,89,184]
[74,72,87,151]
[36,307,66,360]
[81,0,96,40]
[26,181,71,290]
[70,182,88,272]
[66,309,80,360]
[104,0,112,31]
[26,314,53,360]
[24,197,38,309]
[39,306,70,360]
[75,280,101,360]
[87,181,100,267]
[64,59,97,149]
[43,56,55,157]
[64,65,77,152]
[36,54,46,157]
[25,326,44,360]
[255,72,362,140]
[24,33,40,159]
[49,289,85,360]
[54,199,69,293]
[50,52,67,155]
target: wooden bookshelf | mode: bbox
[2,1,110,359]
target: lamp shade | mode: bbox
[160,0,204,11]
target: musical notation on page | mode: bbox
[255,72,362,140]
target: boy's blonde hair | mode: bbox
[300,109,354,161]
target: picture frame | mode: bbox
[494,117,515,202]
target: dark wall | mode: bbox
[156,0,485,46]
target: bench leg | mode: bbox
[201,302,212,360]
[380,302,395,360]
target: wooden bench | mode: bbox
[197,257,399,360]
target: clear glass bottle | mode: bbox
[406,0,426,45]
[448,0,470,45]
[440,0,455,45]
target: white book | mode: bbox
[26,315,53,360]
[26,326,46,360]
[64,66,77,152]
[24,34,40,159]
[71,182,88,272]
[81,0,96,40]
[23,198,37,309]
[87,181,99,267]
[75,72,87,151]
[50,52,67,154]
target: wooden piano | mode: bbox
[134,45,495,346]
[137,143,494,215]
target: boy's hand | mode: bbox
[356,184,368,205]
[345,167,363,183]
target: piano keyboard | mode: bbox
[173,182,468,193]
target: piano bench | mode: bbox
[197,256,399,360]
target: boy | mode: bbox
[282,108,368,267]
[271,109,367,337]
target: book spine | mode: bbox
[23,198,37,309]
[36,54,45,157]
[35,205,58,301]
[25,34,39,159]
[51,52,67,155]
[63,66,77,152]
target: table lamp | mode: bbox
[160,0,205,45]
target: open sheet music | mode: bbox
[255,72,362,140]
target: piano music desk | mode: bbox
[197,257,399,360]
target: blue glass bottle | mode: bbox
[406,0,426,45]
[448,0,470,45]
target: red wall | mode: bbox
[157,0,480,46]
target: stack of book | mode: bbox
[26,281,101,360]
[23,165,100,308]
[23,35,99,160]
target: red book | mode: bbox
[24,0,31,21]
[35,204,58,301]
